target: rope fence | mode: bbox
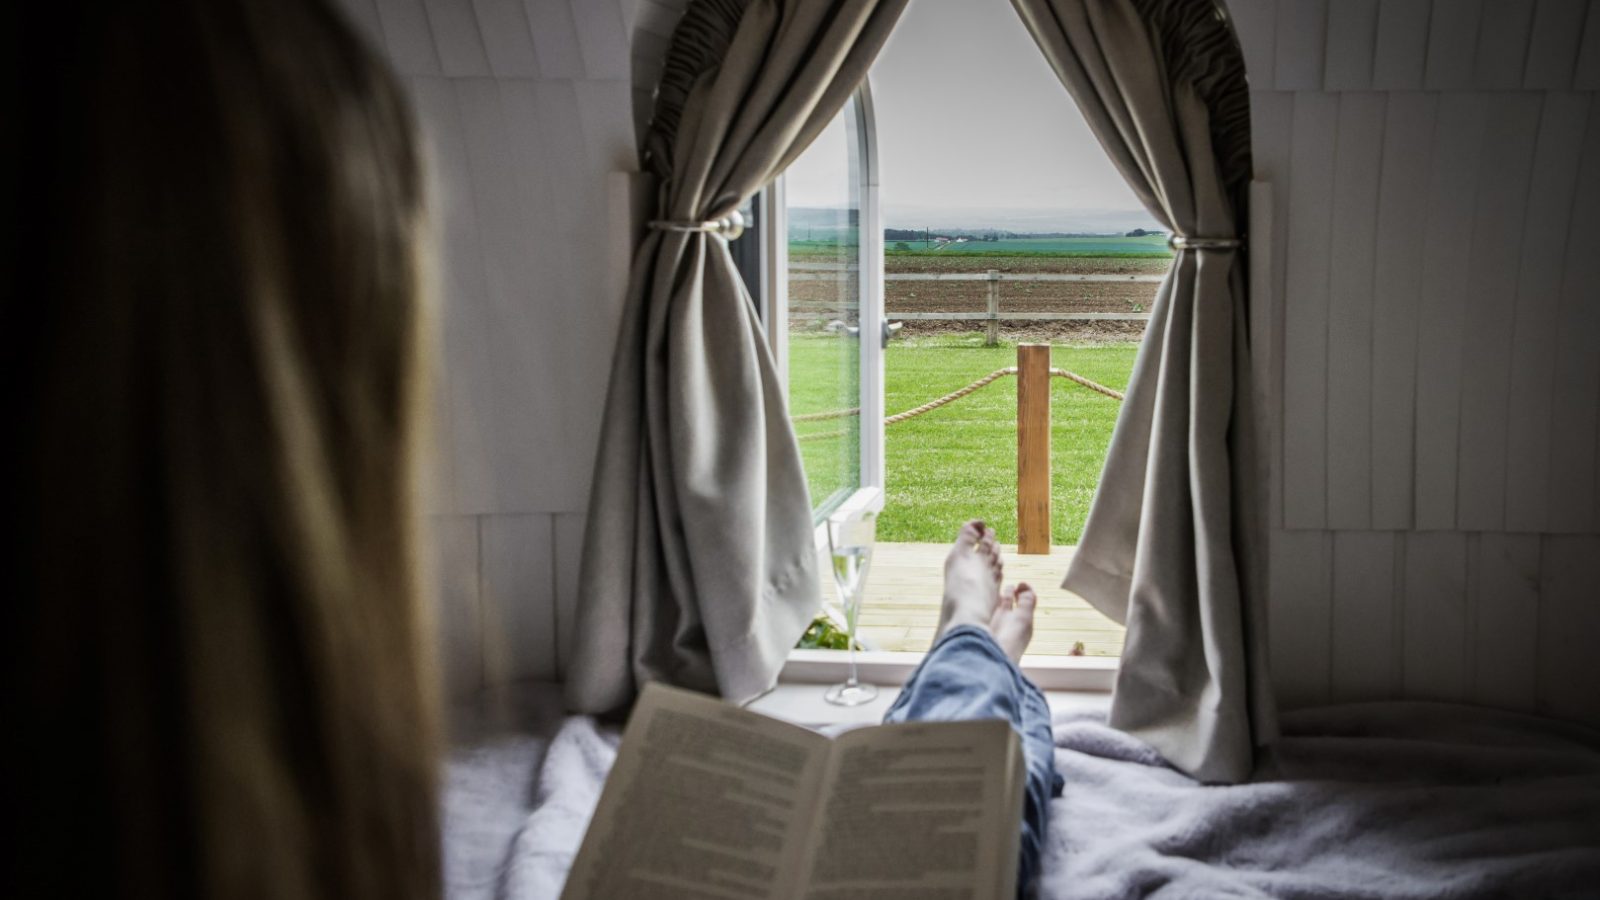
[794,364,1123,441]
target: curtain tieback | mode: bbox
[648,210,746,240]
[1168,234,1242,251]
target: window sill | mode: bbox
[781,647,1117,692]
[748,676,1113,727]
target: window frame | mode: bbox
[751,83,1114,692]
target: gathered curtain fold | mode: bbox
[565,0,908,715]
[1010,0,1274,782]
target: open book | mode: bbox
[561,683,1025,900]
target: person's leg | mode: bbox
[882,522,1061,896]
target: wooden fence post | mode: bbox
[1017,344,1050,554]
[985,269,1000,346]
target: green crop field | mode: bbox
[788,333,1138,546]
[888,235,1172,257]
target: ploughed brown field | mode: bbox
[790,253,1169,342]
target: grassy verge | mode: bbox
[789,333,1138,545]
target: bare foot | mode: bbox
[936,519,1003,641]
[990,582,1037,664]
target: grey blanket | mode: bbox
[445,697,1600,899]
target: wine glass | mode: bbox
[824,511,877,706]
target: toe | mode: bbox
[1015,583,1037,614]
[957,519,984,547]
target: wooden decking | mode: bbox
[835,542,1125,657]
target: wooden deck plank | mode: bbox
[826,542,1125,657]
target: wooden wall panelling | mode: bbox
[1249,92,1294,531]
[1229,0,1277,90]
[471,0,542,78]
[456,78,567,512]
[524,0,586,79]
[1505,93,1590,532]
[411,77,497,513]
[1547,108,1600,533]
[1322,0,1378,91]
[1424,0,1484,91]
[1369,93,1436,531]
[1523,0,1589,89]
[1575,0,1600,89]
[1401,531,1469,702]
[1455,95,1542,532]
[1371,0,1432,90]
[1282,92,1338,529]
[1468,533,1540,712]
[424,0,492,76]
[1413,94,1489,530]
[1274,0,1329,90]
[1537,535,1600,725]
[376,0,444,76]
[571,0,630,79]
[1268,528,1333,707]
[1472,0,1536,89]
[480,514,556,683]
[554,512,586,678]
[433,516,483,701]
[1330,531,1398,702]
[537,81,614,513]
[1325,93,1385,530]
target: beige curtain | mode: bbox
[566,0,907,714]
[1010,0,1274,782]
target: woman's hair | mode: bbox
[9,1,440,896]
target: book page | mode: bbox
[561,684,831,900]
[796,720,1022,900]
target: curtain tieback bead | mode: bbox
[647,210,746,240]
[1168,234,1242,251]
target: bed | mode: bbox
[443,686,1600,899]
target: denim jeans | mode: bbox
[882,625,1062,897]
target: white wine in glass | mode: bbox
[825,512,877,706]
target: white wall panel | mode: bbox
[1274,0,1329,90]
[523,0,586,78]
[1505,94,1589,532]
[1468,533,1540,711]
[1424,0,1484,90]
[1369,93,1435,530]
[377,0,444,75]
[1455,95,1541,532]
[1523,0,1589,88]
[472,0,542,78]
[1282,92,1337,528]
[424,0,492,76]
[1547,109,1600,533]
[481,514,556,683]
[1330,531,1398,701]
[1576,0,1600,88]
[1538,535,1600,723]
[1322,0,1377,91]
[1325,93,1384,529]
[433,516,483,701]
[334,0,388,52]
[1371,0,1432,90]
[571,0,630,79]
[1229,0,1277,89]
[1401,532,1469,702]
[1472,0,1536,89]
[1269,529,1333,707]
[1413,94,1488,530]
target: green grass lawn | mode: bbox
[789,333,1138,545]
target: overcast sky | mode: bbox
[784,0,1158,233]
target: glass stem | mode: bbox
[845,597,860,688]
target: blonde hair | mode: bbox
[11,1,440,896]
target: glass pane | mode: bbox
[785,98,862,519]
